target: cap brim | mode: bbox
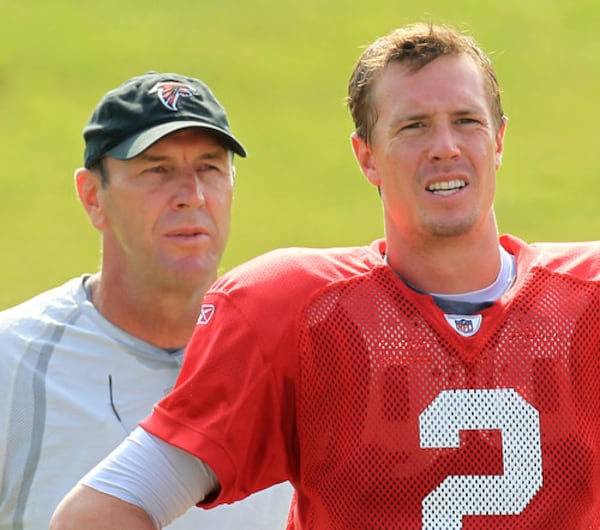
[106,121,247,159]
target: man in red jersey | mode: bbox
[52,23,599,530]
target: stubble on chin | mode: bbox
[421,210,480,239]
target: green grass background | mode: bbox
[1,0,598,309]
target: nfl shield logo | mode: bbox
[456,318,474,334]
[444,314,482,337]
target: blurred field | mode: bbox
[1,0,598,309]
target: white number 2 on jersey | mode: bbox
[419,388,543,529]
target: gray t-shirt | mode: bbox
[0,275,293,529]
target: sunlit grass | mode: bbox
[0,0,597,308]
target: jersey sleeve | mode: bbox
[141,244,383,509]
[141,288,298,506]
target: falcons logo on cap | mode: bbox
[149,82,197,111]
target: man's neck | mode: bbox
[88,272,208,350]
[385,223,502,296]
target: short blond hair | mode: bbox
[347,23,504,143]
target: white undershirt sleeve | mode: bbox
[81,426,219,529]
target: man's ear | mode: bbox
[350,132,381,187]
[495,116,508,169]
[75,168,106,230]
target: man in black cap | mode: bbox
[0,72,293,529]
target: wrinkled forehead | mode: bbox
[371,54,491,114]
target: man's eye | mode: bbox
[146,165,168,174]
[400,122,427,133]
[456,118,479,125]
[197,164,224,174]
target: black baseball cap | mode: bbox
[83,71,247,168]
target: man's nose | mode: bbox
[428,123,461,161]
[172,171,206,209]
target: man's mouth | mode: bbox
[426,179,467,196]
[167,227,208,239]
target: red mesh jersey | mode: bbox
[144,235,600,529]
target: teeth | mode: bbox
[427,179,466,193]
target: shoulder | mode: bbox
[212,242,385,296]
[501,234,600,281]
[0,276,86,335]
[201,243,386,333]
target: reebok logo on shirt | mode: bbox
[198,304,215,325]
